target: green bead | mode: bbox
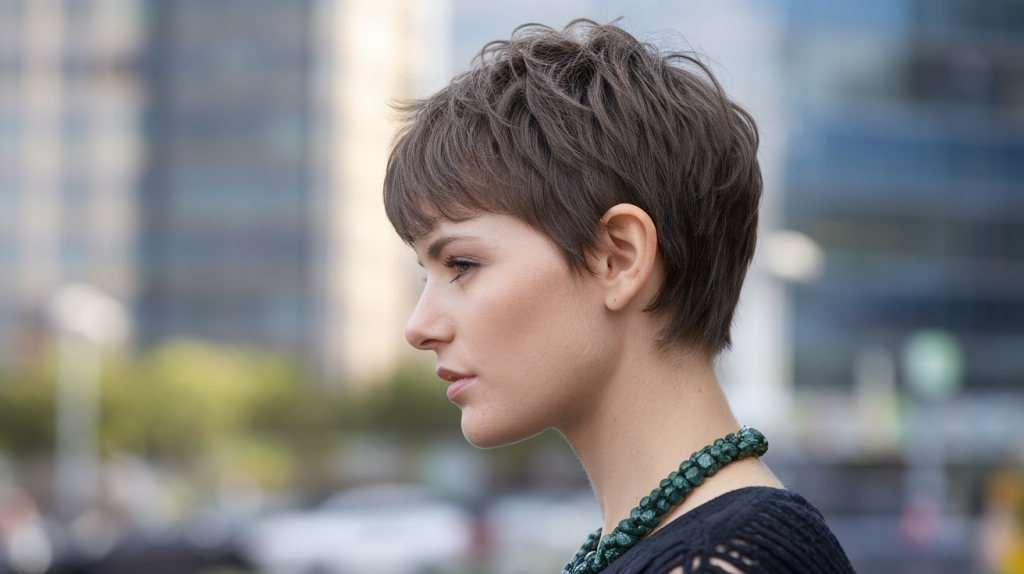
[618,519,646,536]
[639,509,659,527]
[699,452,722,476]
[659,478,671,488]
[696,452,715,470]
[666,488,683,505]
[684,466,704,486]
[649,487,663,501]
[639,496,651,509]
[668,471,678,480]
[656,498,671,513]
[673,476,691,494]
[630,507,642,519]
[614,531,636,546]
[725,432,737,443]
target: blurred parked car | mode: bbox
[485,491,600,574]
[243,484,475,574]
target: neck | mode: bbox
[558,342,767,535]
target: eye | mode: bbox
[444,256,478,282]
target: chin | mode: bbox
[460,408,546,449]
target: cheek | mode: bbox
[473,267,591,371]
[460,262,614,438]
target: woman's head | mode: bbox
[385,19,762,356]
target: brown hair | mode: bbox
[383,19,762,355]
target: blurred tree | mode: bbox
[100,341,258,457]
[0,341,464,489]
[0,362,57,455]
[354,361,462,435]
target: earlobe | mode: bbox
[596,204,659,312]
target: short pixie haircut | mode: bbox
[384,20,762,355]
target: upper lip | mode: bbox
[436,367,473,382]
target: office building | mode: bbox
[783,0,1024,391]
[0,0,142,360]
[0,0,450,382]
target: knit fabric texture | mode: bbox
[599,487,855,574]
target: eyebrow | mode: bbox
[418,233,475,266]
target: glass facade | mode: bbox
[136,0,316,351]
[784,0,1024,390]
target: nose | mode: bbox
[404,282,453,350]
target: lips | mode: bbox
[436,367,476,401]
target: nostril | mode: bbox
[406,326,448,351]
[405,323,438,350]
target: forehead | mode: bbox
[413,213,546,259]
[413,215,493,257]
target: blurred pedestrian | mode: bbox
[979,470,1024,574]
[0,488,53,574]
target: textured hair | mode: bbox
[383,19,762,355]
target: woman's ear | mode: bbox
[594,204,659,311]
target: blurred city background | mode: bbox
[0,0,1022,573]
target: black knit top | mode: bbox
[600,487,855,574]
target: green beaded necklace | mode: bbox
[561,427,769,574]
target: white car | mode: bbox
[485,492,601,574]
[243,484,475,574]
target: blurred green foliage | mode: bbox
[0,340,461,487]
[0,360,56,455]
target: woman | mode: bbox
[383,20,855,574]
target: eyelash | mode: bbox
[444,256,477,282]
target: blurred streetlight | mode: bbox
[761,230,825,283]
[903,330,964,402]
[900,329,965,549]
[47,283,129,519]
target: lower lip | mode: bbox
[446,376,476,401]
